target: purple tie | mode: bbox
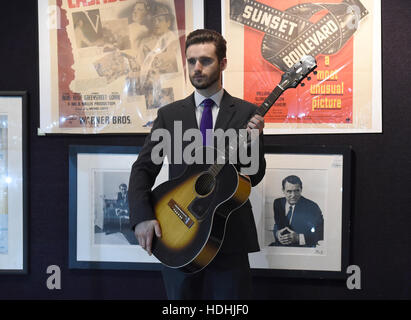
[200,98,214,145]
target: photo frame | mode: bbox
[0,91,28,274]
[68,145,168,270]
[249,145,351,278]
[38,0,204,134]
[222,0,382,134]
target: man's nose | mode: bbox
[194,60,202,71]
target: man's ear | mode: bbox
[220,57,227,71]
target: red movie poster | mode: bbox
[244,0,354,124]
[224,0,381,133]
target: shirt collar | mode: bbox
[194,89,224,108]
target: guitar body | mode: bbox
[151,162,251,273]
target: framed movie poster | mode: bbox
[248,145,351,278]
[38,0,204,134]
[222,0,382,134]
[0,92,28,274]
[68,145,168,270]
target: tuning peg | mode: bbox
[313,70,317,75]
[307,76,311,81]
[300,83,305,87]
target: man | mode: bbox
[137,3,180,119]
[128,29,266,299]
[272,175,324,247]
[115,183,129,217]
[138,2,179,73]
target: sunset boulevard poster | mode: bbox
[38,0,202,134]
[223,0,381,134]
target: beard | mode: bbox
[189,65,221,90]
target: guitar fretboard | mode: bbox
[207,85,284,177]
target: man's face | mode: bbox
[120,186,127,195]
[283,182,302,205]
[186,43,226,90]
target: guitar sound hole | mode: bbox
[195,172,216,196]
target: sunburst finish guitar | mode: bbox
[151,55,317,273]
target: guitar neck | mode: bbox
[206,54,317,178]
[254,85,284,118]
[237,85,284,131]
[208,85,285,177]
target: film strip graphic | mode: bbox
[230,0,368,71]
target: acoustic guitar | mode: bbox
[151,55,317,273]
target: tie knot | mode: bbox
[202,98,214,109]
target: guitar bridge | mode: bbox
[168,199,194,228]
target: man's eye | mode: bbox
[187,57,214,66]
[187,58,196,65]
[199,58,213,65]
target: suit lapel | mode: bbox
[280,198,287,225]
[214,90,236,130]
[182,90,237,131]
[291,197,305,227]
[181,93,199,129]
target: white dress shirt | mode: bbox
[193,89,224,129]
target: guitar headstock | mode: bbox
[278,55,317,90]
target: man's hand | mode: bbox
[247,114,264,134]
[134,220,162,255]
[276,227,298,245]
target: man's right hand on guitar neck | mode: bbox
[134,220,162,256]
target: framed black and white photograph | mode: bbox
[249,145,351,278]
[68,145,168,270]
[0,91,28,274]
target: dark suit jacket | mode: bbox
[273,196,324,247]
[128,90,266,253]
[116,192,129,211]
